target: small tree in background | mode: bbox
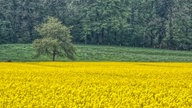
[33,17,76,61]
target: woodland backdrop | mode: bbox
[0,0,191,50]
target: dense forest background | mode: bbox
[0,0,191,50]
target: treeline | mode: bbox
[0,0,192,50]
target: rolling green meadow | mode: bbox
[1,44,192,62]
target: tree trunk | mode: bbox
[168,5,173,49]
[150,33,154,47]
[158,20,166,49]
[11,0,18,43]
[52,49,56,61]
[101,28,104,44]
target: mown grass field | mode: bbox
[0,62,192,107]
[1,44,192,62]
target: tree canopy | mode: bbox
[33,17,76,61]
[0,0,192,50]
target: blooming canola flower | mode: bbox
[0,62,192,107]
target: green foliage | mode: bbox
[0,0,191,50]
[77,0,130,45]
[33,17,76,61]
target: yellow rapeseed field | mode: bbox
[0,62,192,107]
